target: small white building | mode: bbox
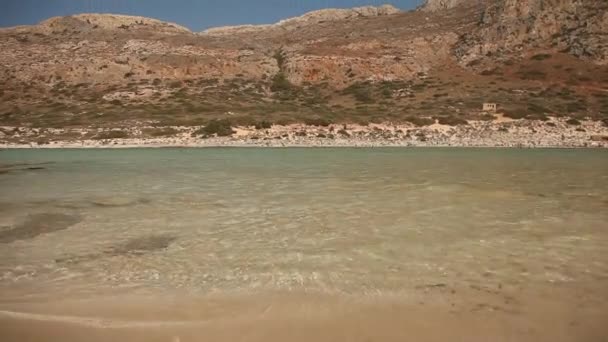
[483,103,498,112]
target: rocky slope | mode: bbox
[456,0,608,65]
[0,0,606,133]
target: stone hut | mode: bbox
[483,103,498,112]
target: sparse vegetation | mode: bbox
[343,82,375,103]
[304,117,332,127]
[530,53,552,61]
[195,119,235,137]
[143,127,179,137]
[566,118,581,126]
[254,120,272,129]
[405,116,434,127]
[437,116,468,126]
[517,69,547,80]
[92,130,129,140]
[270,72,292,92]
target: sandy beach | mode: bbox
[1,286,608,342]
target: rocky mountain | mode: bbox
[0,0,606,130]
[202,4,401,36]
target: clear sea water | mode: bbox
[1,148,607,308]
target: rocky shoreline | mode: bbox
[1,117,608,149]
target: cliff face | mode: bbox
[456,0,608,65]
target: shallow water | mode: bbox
[0,148,607,340]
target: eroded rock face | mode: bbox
[456,0,608,65]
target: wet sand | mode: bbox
[1,288,607,342]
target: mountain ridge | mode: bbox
[201,4,401,36]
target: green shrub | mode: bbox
[337,129,350,137]
[530,53,552,61]
[168,80,182,88]
[304,117,332,127]
[480,68,501,76]
[353,87,374,103]
[273,49,287,69]
[466,59,482,67]
[437,116,468,126]
[343,82,375,103]
[518,69,547,80]
[195,119,235,137]
[381,88,392,98]
[566,102,586,112]
[270,72,292,92]
[528,103,550,114]
[405,116,434,127]
[526,113,549,121]
[566,118,581,126]
[254,120,272,129]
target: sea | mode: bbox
[1,148,607,341]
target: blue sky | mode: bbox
[0,0,424,31]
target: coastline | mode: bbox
[2,117,608,149]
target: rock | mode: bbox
[421,0,472,11]
[40,14,190,34]
[456,0,608,65]
[201,5,400,36]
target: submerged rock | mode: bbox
[110,234,176,256]
[0,213,81,243]
[56,234,177,264]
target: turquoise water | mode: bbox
[0,148,607,303]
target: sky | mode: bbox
[0,0,425,31]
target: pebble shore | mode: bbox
[1,117,608,148]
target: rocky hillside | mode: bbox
[456,0,608,65]
[0,0,606,129]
